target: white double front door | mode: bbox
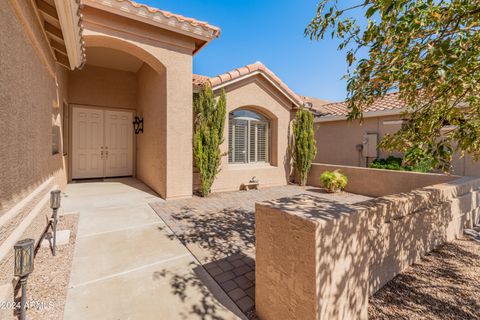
[72,107,133,179]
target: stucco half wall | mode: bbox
[307,163,457,197]
[256,166,480,320]
[194,75,295,193]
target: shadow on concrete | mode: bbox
[153,261,248,320]
[154,205,257,317]
[164,205,255,262]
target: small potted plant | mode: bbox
[320,170,348,193]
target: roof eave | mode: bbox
[192,39,214,55]
[209,71,303,108]
[54,0,85,69]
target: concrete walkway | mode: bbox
[63,178,244,320]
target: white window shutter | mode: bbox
[234,120,248,163]
[250,122,256,162]
[228,120,234,162]
[257,122,267,162]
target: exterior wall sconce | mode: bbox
[50,190,61,256]
[14,238,35,320]
[133,116,143,134]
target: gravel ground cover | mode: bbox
[14,214,78,320]
[369,237,480,320]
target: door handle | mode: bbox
[101,150,104,159]
[105,150,109,159]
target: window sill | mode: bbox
[227,163,276,170]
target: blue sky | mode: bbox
[140,0,353,102]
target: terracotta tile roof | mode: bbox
[124,0,220,36]
[302,96,330,108]
[86,0,221,39]
[312,92,405,117]
[193,62,303,106]
[192,74,210,91]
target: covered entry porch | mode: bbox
[67,43,169,197]
[63,0,219,199]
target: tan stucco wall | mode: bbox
[308,163,457,197]
[315,115,404,167]
[68,64,137,109]
[136,63,167,198]
[1,1,69,312]
[256,168,480,320]
[452,153,480,177]
[316,116,480,177]
[200,76,294,193]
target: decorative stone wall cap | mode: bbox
[257,194,363,226]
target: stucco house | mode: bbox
[0,0,310,298]
[2,0,479,312]
[309,92,480,177]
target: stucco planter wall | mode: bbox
[256,165,480,320]
[307,163,458,197]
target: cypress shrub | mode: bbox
[193,84,226,197]
[292,107,317,186]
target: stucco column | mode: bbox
[164,54,193,199]
[255,195,370,320]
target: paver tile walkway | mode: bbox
[150,185,371,315]
[63,178,245,320]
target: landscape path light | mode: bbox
[14,238,35,320]
[50,189,61,256]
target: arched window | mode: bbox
[229,109,270,164]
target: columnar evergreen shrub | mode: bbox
[193,84,226,197]
[292,107,317,186]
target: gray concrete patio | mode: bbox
[150,185,371,315]
[62,178,245,320]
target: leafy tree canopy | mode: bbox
[306,0,480,171]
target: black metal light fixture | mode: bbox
[133,116,143,134]
[50,190,61,256]
[14,238,35,320]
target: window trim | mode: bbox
[229,110,270,164]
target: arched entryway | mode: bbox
[68,34,168,198]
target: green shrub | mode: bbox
[193,84,226,197]
[369,156,403,170]
[403,146,434,173]
[407,160,433,173]
[320,170,348,193]
[292,108,317,186]
[369,155,433,173]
